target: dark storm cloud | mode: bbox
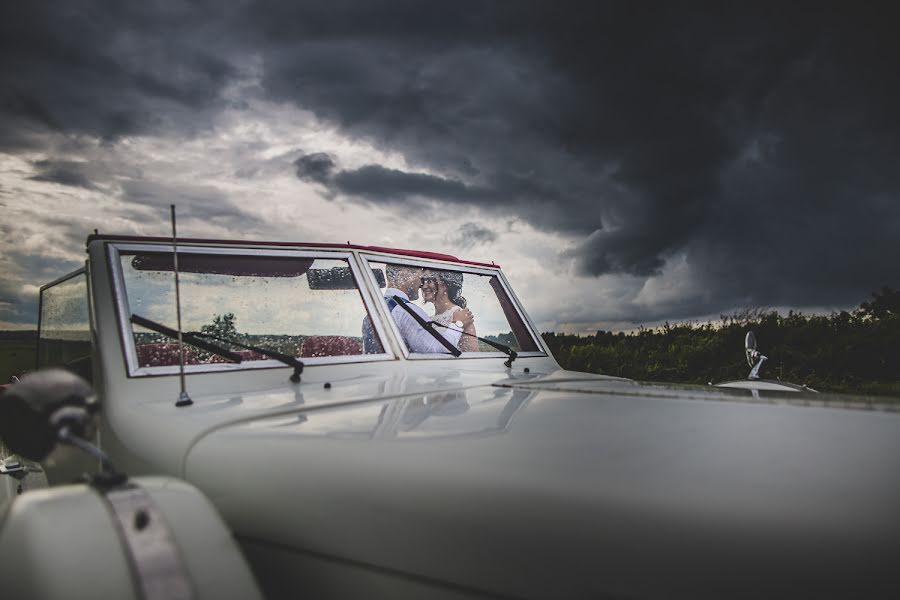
[294,152,336,184]
[255,3,899,316]
[332,165,489,204]
[28,160,97,190]
[4,2,900,322]
[0,2,237,149]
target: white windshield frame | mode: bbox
[358,252,547,360]
[108,242,395,377]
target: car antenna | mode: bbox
[171,204,193,407]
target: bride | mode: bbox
[421,270,478,352]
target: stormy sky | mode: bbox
[1,2,898,333]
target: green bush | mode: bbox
[542,288,900,397]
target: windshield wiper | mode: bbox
[131,314,242,363]
[188,331,304,383]
[390,296,462,357]
[390,296,518,366]
[429,321,518,368]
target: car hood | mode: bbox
[184,371,900,599]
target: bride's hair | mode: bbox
[437,271,466,309]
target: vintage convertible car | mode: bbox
[1,233,899,599]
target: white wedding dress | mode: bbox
[432,307,457,327]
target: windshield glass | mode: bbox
[118,249,385,369]
[366,259,540,355]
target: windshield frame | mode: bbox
[108,242,396,377]
[359,252,547,360]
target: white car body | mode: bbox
[3,234,900,599]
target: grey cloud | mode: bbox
[119,179,266,230]
[1,213,93,254]
[306,157,587,230]
[332,165,488,204]
[0,278,29,309]
[0,2,238,150]
[2,93,64,133]
[256,4,899,316]
[294,152,336,184]
[29,160,97,190]
[0,178,259,326]
[3,251,82,284]
[445,222,498,251]
[567,229,667,278]
[0,295,36,326]
[0,251,83,326]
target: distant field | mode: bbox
[0,331,37,383]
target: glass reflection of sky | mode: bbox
[121,256,371,336]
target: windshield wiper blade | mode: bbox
[390,295,462,357]
[130,314,242,363]
[189,331,304,383]
[429,321,518,368]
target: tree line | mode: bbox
[541,287,900,398]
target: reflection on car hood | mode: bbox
[501,369,896,410]
[184,371,900,599]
